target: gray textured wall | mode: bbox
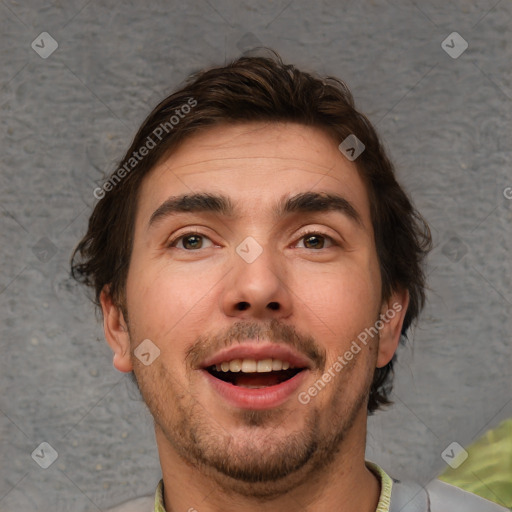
[1,1,511,510]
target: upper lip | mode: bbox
[199,342,313,370]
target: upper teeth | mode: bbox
[214,358,292,373]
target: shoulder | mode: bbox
[94,495,154,512]
[92,478,510,512]
[425,479,509,511]
[389,478,508,511]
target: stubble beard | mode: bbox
[133,348,374,500]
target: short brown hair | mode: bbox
[71,49,432,413]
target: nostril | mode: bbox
[235,302,279,311]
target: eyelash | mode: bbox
[167,230,338,250]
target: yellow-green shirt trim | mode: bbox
[366,460,393,512]
[154,460,393,512]
[154,479,165,512]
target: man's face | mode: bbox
[103,122,405,496]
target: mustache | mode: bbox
[185,318,326,371]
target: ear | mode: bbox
[376,288,410,368]
[100,286,133,373]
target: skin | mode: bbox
[100,122,409,512]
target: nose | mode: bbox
[221,238,293,320]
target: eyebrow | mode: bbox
[148,191,363,229]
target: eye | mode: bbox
[295,231,336,250]
[168,232,214,250]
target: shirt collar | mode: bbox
[154,460,393,512]
[366,460,393,512]
[154,479,165,512]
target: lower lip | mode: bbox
[201,369,308,410]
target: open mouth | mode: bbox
[201,355,310,408]
[206,366,304,389]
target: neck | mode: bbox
[156,412,381,512]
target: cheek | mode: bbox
[292,261,382,385]
[126,258,226,341]
[292,263,378,331]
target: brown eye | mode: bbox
[182,234,203,250]
[297,232,334,250]
[306,235,323,249]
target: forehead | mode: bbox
[136,122,372,227]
